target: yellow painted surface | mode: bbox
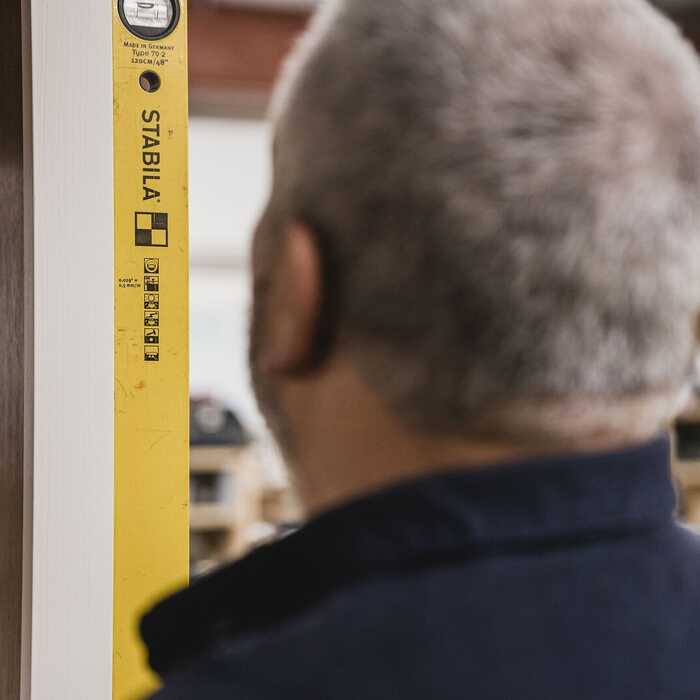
[113,3,189,697]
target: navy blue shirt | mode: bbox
[142,438,700,699]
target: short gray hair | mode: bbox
[266,0,700,440]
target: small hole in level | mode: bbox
[139,71,161,93]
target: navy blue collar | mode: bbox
[142,437,675,676]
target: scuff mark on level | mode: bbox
[116,378,129,399]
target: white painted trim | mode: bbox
[30,0,114,697]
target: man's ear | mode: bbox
[263,222,323,374]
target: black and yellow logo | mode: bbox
[135,212,168,247]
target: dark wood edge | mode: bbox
[189,1,309,117]
[0,0,28,697]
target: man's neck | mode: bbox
[280,362,658,517]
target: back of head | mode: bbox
[267,0,700,442]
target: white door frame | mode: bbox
[28,0,115,697]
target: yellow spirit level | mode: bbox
[113,1,189,697]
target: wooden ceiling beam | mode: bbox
[189,0,309,116]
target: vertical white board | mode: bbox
[30,0,114,697]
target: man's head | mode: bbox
[250,0,700,491]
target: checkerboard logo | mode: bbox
[135,212,168,247]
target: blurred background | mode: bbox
[188,0,310,574]
[186,0,700,575]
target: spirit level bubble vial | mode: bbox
[113,0,189,697]
[119,0,181,39]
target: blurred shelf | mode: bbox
[190,504,238,531]
[189,442,266,567]
[191,445,252,473]
[673,460,700,489]
[678,405,700,423]
[188,405,302,571]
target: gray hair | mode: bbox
[266,0,700,441]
